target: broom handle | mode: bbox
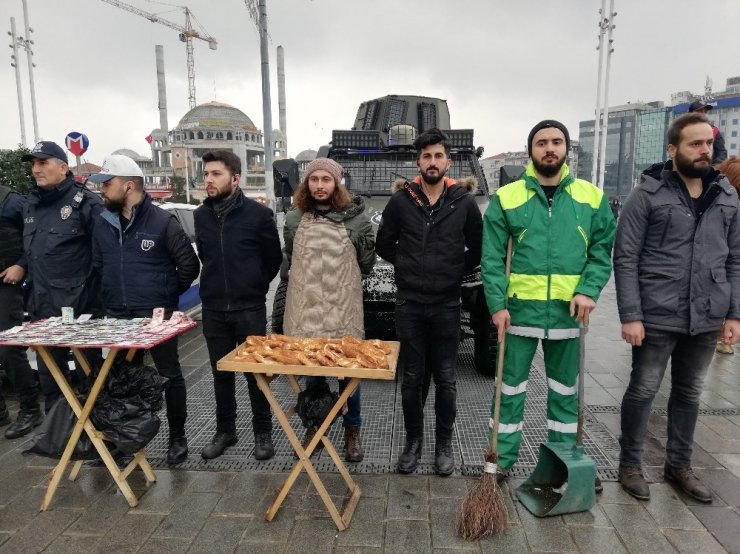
[576,324,587,446]
[491,237,513,454]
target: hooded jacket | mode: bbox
[614,161,740,335]
[194,188,282,311]
[481,163,615,338]
[376,176,483,304]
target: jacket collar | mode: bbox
[30,173,75,205]
[640,160,731,196]
[101,192,153,231]
[523,162,574,190]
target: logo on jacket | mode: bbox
[370,211,383,226]
[141,239,155,251]
[60,206,72,220]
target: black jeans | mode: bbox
[108,309,187,437]
[202,306,272,435]
[620,328,716,468]
[0,283,39,413]
[395,298,461,442]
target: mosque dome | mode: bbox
[112,148,149,162]
[177,101,258,131]
[295,149,318,162]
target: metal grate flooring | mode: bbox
[134,339,621,479]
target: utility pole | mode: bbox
[21,0,39,143]
[259,0,275,209]
[591,0,616,189]
[8,17,26,146]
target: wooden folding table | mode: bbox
[218,340,399,531]
[0,315,196,510]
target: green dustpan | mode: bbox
[516,326,597,517]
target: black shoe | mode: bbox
[254,432,274,461]
[4,410,43,439]
[595,476,603,494]
[201,431,237,460]
[397,436,423,474]
[167,436,188,465]
[434,441,454,477]
[0,410,9,427]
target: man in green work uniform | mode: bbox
[481,120,616,490]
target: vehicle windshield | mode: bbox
[333,151,484,196]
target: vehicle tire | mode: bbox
[271,279,288,334]
[473,316,497,378]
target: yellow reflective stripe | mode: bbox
[567,179,604,209]
[496,180,535,211]
[577,225,588,248]
[508,273,581,301]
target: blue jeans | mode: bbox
[619,327,716,468]
[395,298,461,442]
[306,377,361,427]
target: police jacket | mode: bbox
[194,188,282,311]
[376,176,483,304]
[614,161,740,335]
[23,174,104,319]
[0,185,25,272]
[92,193,200,312]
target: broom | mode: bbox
[457,239,511,540]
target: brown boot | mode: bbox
[344,426,364,463]
[664,463,712,503]
[618,465,650,500]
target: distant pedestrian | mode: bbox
[195,150,282,461]
[21,141,104,412]
[481,120,615,491]
[91,154,200,464]
[0,184,42,439]
[614,112,740,503]
[282,158,375,462]
[376,128,482,476]
[689,100,727,164]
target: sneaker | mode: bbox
[344,426,364,463]
[397,436,423,474]
[4,410,43,439]
[434,441,454,476]
[254,432,274,461]
[664,463,712,503]
[201,431,238,460]
[618,464,650,500]
[716,340,734,355]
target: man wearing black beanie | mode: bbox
[480,119,616,492]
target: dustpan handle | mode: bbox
[576,324,587,447]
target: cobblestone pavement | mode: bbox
[1,278,740,552]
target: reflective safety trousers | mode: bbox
[489,333,580,470]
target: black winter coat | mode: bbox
[23,174,104,319]
[194,189,282,311]
[614,161,740,335]
[376,177,483,304]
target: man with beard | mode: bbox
[90,154,199,464]
[614,112,740,502]
[481,120,615,489]
[194,150,282,460]
[282,158,375,463]
[376,128,482,476]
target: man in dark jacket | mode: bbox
[90,154,200,464]
[22,141,104,412]
[194,150,282,461]
[614,112,740,503]
[689,100,727,164]
[0,185,42,439]
[376,128,483,476]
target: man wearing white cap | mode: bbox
[90,154,200,464]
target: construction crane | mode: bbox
[100,0,217,109]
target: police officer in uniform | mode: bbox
[21,141,104,411]
[91,154,200,464]
[0,184,42,438]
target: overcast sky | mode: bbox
[1,0,738,166]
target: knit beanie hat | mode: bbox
[527,120,571,154]
[303,158,343,186]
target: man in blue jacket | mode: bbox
[22,141,103,412]
[90,154,200,464]
[194,150,282,460]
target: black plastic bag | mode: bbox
[91,396,160,455]
[105,360,167,412]
[24,397,97,460]
[296,379,340,429]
